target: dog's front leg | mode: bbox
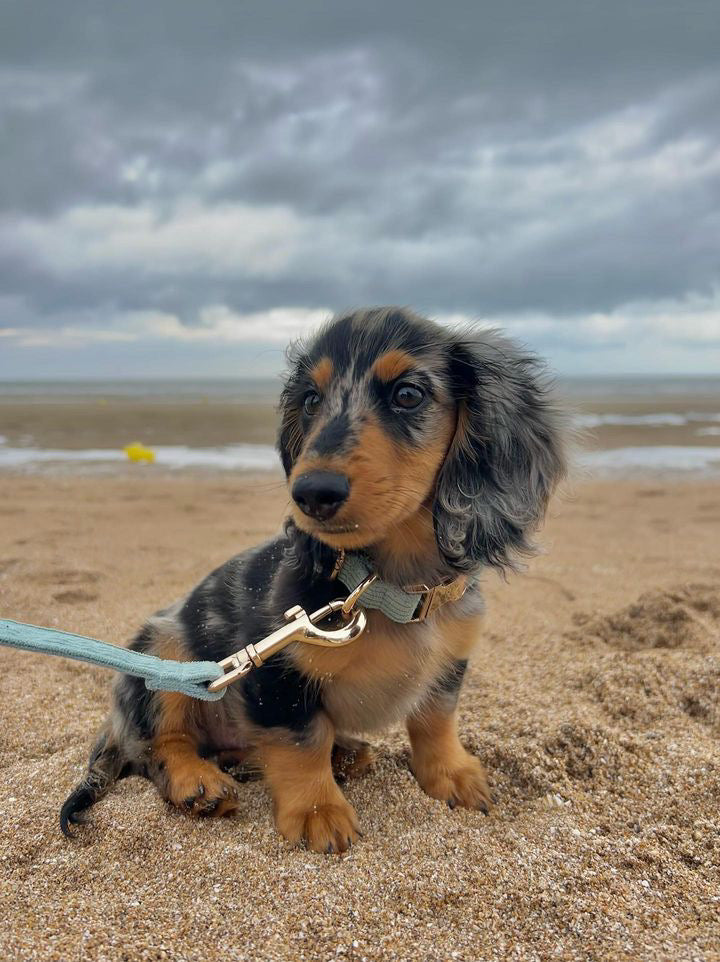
[407,659,492,813]
[255,713,360,853]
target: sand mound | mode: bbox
[566,584,720,735]
[576,657,719,733]
[569,583,720,651]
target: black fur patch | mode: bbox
[311,411,353,455]
[308,313,356,375]
[115,673,154,740]
[432,659,468,699]
[242,657,322,733]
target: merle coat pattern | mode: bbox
[61,307,567,853]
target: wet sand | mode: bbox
[0,400,279,449]
[1,474,719,961]
[2,389,720,452]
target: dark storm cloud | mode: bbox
[0,0,719,373]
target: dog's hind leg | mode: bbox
[60,727,128,836]
[149,691,241,817]
[61,671,151,836]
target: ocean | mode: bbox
[1,376,719,477]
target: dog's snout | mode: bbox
[292,471,350,521]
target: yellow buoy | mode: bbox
[123,442,156,464]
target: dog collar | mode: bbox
[334,551,467,624]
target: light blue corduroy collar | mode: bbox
[335,552,467,623]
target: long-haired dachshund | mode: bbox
[62,307,567,852]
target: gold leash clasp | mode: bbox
[341,573,378,616]
[207,591,369,694]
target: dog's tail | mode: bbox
[60,729,127,837]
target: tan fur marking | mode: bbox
[408,706,492,811]
[151,630,201,739]
[151,632,201,739]
[435,613,484,661]
[371,349,416,383]
[310,356,334,391]
[148,633,240,817]
[155,690,197,736]
[254,715,359,853]
[291,408,455,552]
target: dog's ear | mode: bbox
[277,392,302,476]
[277,348,307,476]
[433,330,567,573]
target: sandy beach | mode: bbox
[1,471,718,961]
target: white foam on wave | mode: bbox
[580,446,720,476]
[0,443,280,471]
[575,412,720,428]
[2,436,719,478]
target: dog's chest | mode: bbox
[290,611,446,733]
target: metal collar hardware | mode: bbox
[207,579,374,694]
[406,576,468,622]
[205,561,468,695]
[341,573,378,616]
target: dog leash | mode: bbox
[0,557,467,700]
[0,617,226,701]
[0,580,373,702]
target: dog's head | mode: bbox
[278,307,567,573]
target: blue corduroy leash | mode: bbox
[0,555,466,702]
[0,595,369,702]
[0,619,225,701]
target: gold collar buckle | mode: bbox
[407,576,468,622]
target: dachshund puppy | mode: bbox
[61,307,567,852]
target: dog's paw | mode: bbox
[276,799,360,854]
[164,759,241,817]
[412,752,493,813]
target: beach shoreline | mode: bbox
[2,377,720,486]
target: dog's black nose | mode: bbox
[292,471,350,521]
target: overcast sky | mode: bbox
[1,0,719,378]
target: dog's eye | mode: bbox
[303,390,322,416]
[392,383,425,410]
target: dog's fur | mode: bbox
[61,307,567,852]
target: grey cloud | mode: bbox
[1,0,719,365]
